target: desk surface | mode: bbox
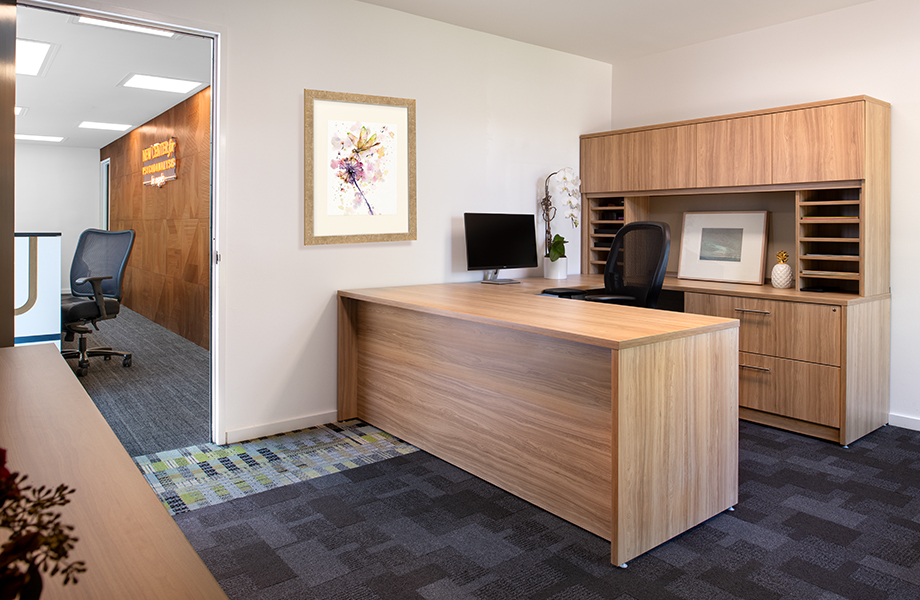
[0,344,226,599]
[340,275,737,350]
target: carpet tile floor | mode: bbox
[172,421,920,599]
[135,420,417,515]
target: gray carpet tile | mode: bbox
[61,306,210,457]
[175,421,920,599]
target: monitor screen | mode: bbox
[463,213,538,271]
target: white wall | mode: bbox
[610,0,920,429]
[14,143,101,291]
[47,0,613,441]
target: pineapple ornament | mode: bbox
[772,251,794,289]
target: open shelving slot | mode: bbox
[796,188,862,294]
[585,196,625,273]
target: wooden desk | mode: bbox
[338,277,739,565]
[0,344,226,599]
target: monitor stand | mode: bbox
[481,269,521,285]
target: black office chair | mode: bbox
[543,221,671,309]
[61,229,135,377]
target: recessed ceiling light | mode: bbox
[14,106,25,116]
[77,16,174,38]
[122,74,201,94]
[16,39,52,76]
[16,134,64,143]
[79,121,132,131]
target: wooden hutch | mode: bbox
[580,96,890,445]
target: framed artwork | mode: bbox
[304,89,417,245]
[678,211,769,284]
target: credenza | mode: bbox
[580,96,891,445]
[0,344,227,599]
[338,279,739,565]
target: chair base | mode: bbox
[62,334,132,377]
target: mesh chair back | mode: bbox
[603,221,670,308]
[70,229,135,300]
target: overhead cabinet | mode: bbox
[696,114,772,188]
[582,97,885,193]
[773,101,865,184]
[582,125,696,193]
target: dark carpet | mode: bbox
[174,420,920,600]
[61,306,211,457]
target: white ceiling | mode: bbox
[356,0,876,64]
[15,5,212,149]
[14,0,874,150]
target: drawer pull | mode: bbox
[740,364,771,373]
[734,308,771,315]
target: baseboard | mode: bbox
[223,410,339,444]
[888,412,920,432]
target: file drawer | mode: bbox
[685,293,840,366]
[739,352,840,427]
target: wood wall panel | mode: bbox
[101,87,211,349]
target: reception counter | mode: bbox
[338,276,739,565]
[14,232,61,347]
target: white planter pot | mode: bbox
[544,256,568,279]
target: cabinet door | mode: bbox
[773,102,865,184]
[697,115,772,187]
[739,353,840,427]
[639,125,696,190]
[685,293,841,366]
[580,125,695,193]
[580,136,616,194]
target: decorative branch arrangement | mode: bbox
[1,448,85,600]
[539,168,581,259]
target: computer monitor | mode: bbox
[463,212,538,284]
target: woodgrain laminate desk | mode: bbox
[0,344,226,599]
[338,277,740,565]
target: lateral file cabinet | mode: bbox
[684,291,889,445]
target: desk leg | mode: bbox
[337,295,358,420]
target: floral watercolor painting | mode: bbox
[327,120,397,216]
[304,89,416,245]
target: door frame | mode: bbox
[18,0,224,443]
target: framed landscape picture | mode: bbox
[678,211,769,284]
[304,89,417,245]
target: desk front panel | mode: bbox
[351,299,614,540]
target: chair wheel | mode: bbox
[77,367,88,377]
[123,357,132,368]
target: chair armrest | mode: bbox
[543,287,604,299]
[75,275,113,319]
[584,293,638,305]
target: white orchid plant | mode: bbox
[539,167,581,260]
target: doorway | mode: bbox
[14,2,219,456]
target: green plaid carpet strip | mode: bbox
[134,420,417,515]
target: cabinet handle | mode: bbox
[734,308,771,315]
[740,364,771,373]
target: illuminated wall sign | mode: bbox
[142,137,178,187]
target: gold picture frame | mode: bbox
[304,89,417,245]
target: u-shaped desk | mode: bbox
[338,275,739,565]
